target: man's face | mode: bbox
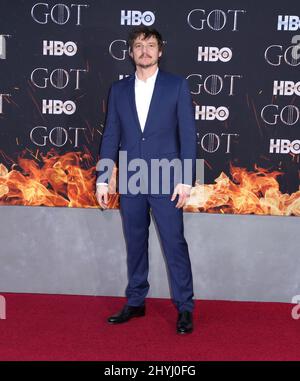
[129,34,162,69]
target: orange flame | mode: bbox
[1,153,299,215]
[185,164,300,216]
[0,149,119,208]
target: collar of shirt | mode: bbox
[135,67,159,86]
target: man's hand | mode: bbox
[95,184,109,210]
[171,183,192,208]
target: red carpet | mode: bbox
[0,293,298,361]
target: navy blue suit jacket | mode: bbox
[97,69,197,197]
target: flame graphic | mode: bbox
[0,149,119,209]
[0,152,299,215]
[185,164,300,216]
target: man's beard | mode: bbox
[135,58,158,69]
[137,63,154,69]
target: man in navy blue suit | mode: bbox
[96,27,197,334]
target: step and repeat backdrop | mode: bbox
[0,0,299,215]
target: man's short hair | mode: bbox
[128,26,163,52]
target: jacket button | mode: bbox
[142,137,146,141]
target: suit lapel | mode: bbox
[142,69,163,136]
[128,75,142,136]
[128,69,164,137]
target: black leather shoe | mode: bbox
[176,311,193,334]
[107,305,145,324]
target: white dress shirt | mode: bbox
[134,67,158,132]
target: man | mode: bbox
[96,26,197,334]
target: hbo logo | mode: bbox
[269,139,300,154]
[121,10,155,26]
[42,100,76,115]
[198,46,232,62]
[43,40,77,56]
[277,15,300,31]
[273,81,300,96]
[195,105,229,121]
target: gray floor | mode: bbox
[0,205,299,303]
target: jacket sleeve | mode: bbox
[96,83,121,184]
[177,78,197,187]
